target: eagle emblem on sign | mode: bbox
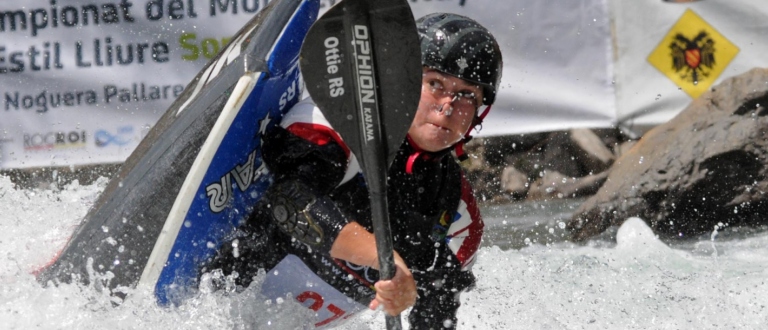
[669,31,715,85]
[648,9,738,99]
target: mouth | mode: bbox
[429,123,451,132]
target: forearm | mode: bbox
[330,221,379,269]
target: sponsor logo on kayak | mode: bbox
[205,114,272,213]
[279,73,300,111]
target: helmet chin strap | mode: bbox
[476,104,491,122]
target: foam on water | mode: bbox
[2,175,768,329]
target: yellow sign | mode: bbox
[647,9,739,99]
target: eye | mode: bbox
[428,79,444,90]
[457,91,477,105]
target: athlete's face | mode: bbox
[408,69,483,152]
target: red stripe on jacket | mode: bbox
[454,172,484,268]
[285,123,351,157]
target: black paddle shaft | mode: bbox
[300,0,421,328]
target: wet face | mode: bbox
[408,69,483,152]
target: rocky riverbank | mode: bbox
[567,67,768,241]
[467,68,768,241]
[462,128,636,204]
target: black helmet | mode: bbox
[417,13,503,105]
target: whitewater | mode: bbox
[1,174,767,329]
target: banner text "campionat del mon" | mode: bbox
[0,0,275,37]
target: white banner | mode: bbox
[0,0,280,168]
[0,0,617,169]
[611,0,768,133]
[10,1,765,169]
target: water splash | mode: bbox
[3,177,768,329]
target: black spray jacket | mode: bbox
[207,98,484,329]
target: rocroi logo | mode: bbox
[95,126,134,147]
[23,130,87,151]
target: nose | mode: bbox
[433,94,456,116]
